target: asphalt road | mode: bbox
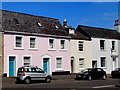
[2,76,120,89]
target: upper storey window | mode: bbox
[30,37,36,48]
[48,39,55,50]
[15,35,23,49]
[60,40,66,50]
[112,41,116,51]
[78,41,84,51]
[100,40,105,50]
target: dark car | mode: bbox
[75,68,107,80]
[111,68,120,78]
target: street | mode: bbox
[2,75,120,89]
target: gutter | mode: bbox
[4,31,71,39]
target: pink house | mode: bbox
[2,10,71,77]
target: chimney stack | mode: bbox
[114,20,120,33]
[63,18,67,27]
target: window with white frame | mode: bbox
[56,57,62,69]
[60,40,66,49]
[101,57,106,67]
[79,58,84,68]
[23,57,31,66]
[49,39,55,49]
[78,41,84,51]
[15,36,22,48]
[30,37,36,48]
[112,41,115,51]
[100,40,105,50]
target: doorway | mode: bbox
[92,61,97,68]
[112,57,116,70]
[43,58,49,73]
[71,57,75,73]
[9,56,16,76]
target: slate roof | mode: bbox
[1,10,69,37]
[77,25,120,40]
[65,26,91,40]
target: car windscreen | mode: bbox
[81,69,92,73]
[115,68,120,71]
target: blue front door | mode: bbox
[9,57,15,76]
[43,58,49,72]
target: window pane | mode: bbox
[30,38,36,48]
[56,58,62,69]
[79,58,84,68]
[78,41,83,51]
[16,37,22,47]
[112,41,115,51]
[101,57,106,67]
[100,40,105,50]
[24,57,30,66]
[49,39,54,49]
[61,40,65,49]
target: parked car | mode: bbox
[75,68,107,80]
[16,66,52,84]
[111,68,120,78]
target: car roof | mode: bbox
[84,68,103,70]
[18,66,39,69]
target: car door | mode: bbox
[91,69,98,79]
[96,68,103,78]
[36,68,46,80]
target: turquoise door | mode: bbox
[9,57,15,76]
[43,58,49,72]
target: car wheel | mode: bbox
[45,76,51,83]
[24,77,31,84]
[88,76,92,80]
[102,75,107,80]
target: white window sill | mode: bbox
[59,49,67,51]
[55,68,64,71]
[100,49,106,52]
[14,48,24,50]
[48,49,56,51]
[79,51,84,53]
[28,48,38,51]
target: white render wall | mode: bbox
[91,38,119,74]
[118,40,120,68]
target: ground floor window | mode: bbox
[23,56,31,66]
[79,58,84,68]
[56,57,62,69]
[100,57,106,67]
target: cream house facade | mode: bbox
[70,39,92,73]
[63,19,92,73]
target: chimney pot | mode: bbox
[63,18,67,27]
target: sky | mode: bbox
[1,1,120,29]
[1,0,120,2]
